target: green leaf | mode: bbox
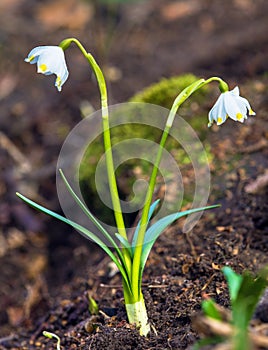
[115,233,132,258]
[232,269,268,330]
[222,265,268,334]
[222,266,243,302]
[131,199,160,252]
[140,205,219,273]
[88,295,99,315]
[16,192,132,293]
[58,170,130,274]
[59,169,111,242]
[202,299,222,321]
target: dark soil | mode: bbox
[0,0,268,349]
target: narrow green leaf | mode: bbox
[88,295,99,315]
[59,169,112,241]
[202,299,222,321]
[222,266,243,302]
[140,205,219,273]
[16,192,132,292]
[115,233,133,258]
[232,269,268,329]
[58,170,129,275]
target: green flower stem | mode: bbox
[131,129,169,301]
[59,38,132,274]
[131,77,229,300]
[201,76,229,93]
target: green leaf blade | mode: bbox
[58,170,133,282]
[16,192,132,292]
[115,233,132,258]
[202,299,222,321]
[59,170,117,247]
[140,205,219,273]
[222,266,243,303]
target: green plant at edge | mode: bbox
[194,266,268,349]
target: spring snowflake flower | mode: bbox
[208,86,255,127]
[25,46,69,91]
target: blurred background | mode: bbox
[0,0,267,341]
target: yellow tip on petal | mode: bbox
[249,109,256,116]
[27,55,35,62]
[55,76,62,91]
[217,117,223,124]
[236,113,243,121]
[56,76,61,86]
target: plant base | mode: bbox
[126,296,150,336]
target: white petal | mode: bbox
[224,92,244,122]
[60,69,69,86]
[230,86,240,96]
[208,94,228,126]
[208,105,218,126]
[25,56,38,64]
[25,46,55,64]
[233,97,247,116]
[235,95,255,116]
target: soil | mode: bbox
[0,0,268,349]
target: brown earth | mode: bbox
[0,0,268,349]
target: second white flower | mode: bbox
[208,87,255,127]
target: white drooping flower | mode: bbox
[208,86,255,127]
[25,46,69,91]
